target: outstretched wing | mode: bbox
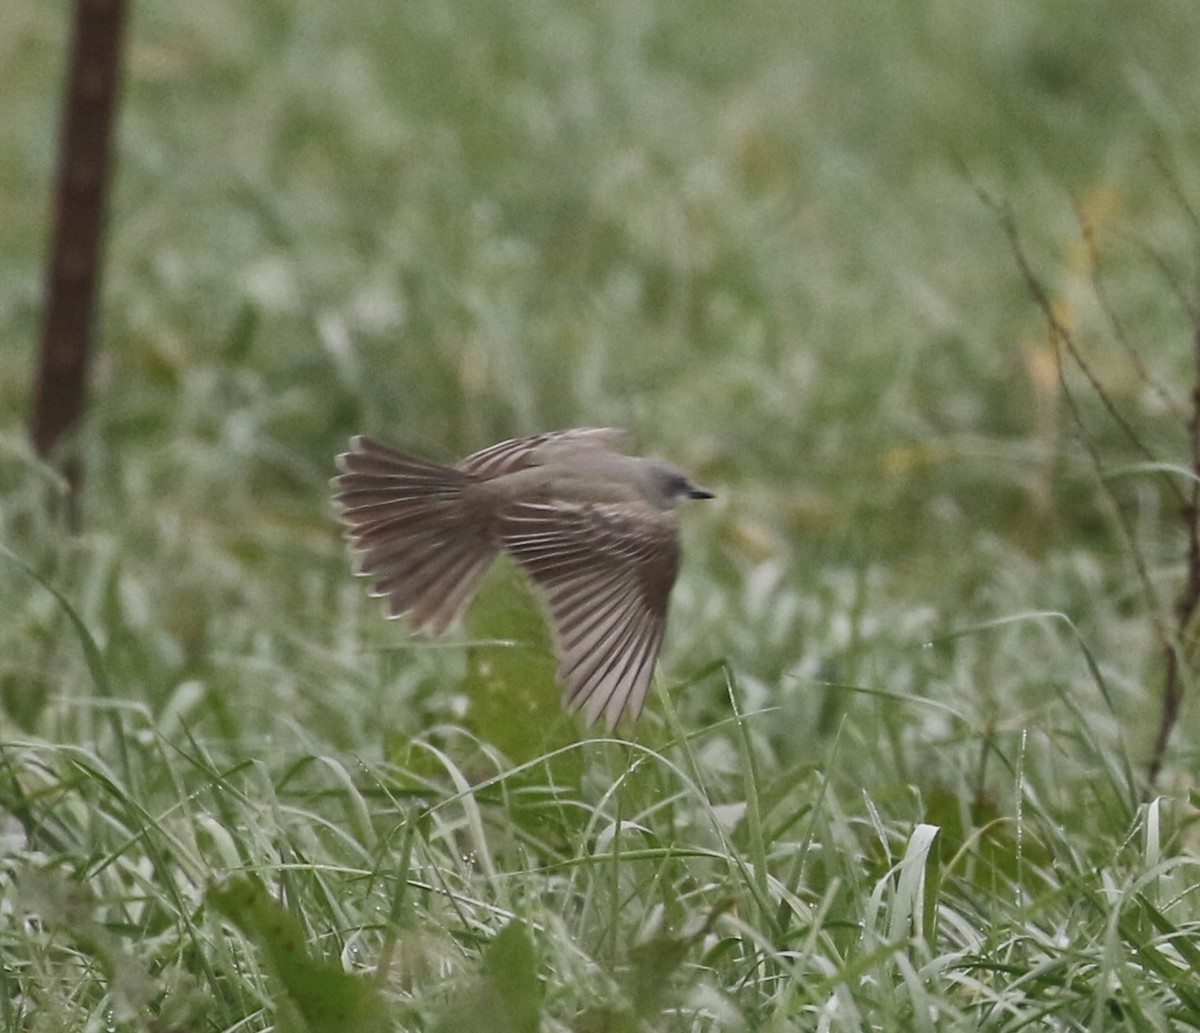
[500,499,680,729]
[459,428,627,479]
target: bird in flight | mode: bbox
[333,428,713,729]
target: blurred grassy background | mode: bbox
[3,0,1195,749]
[3,0,1200,1028]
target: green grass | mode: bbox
[4,0,1200,1029]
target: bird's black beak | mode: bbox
[688,486,715,500]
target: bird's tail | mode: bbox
[333,436,498,634]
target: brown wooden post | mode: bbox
[32,0,129,525]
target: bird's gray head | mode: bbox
[641,460,715,511]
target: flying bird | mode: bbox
[333,428,713,729]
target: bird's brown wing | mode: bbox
[500,499,680,729]
[458,428,627,480]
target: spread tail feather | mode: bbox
[334,437,497,634]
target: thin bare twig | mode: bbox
[1149,300,1200,786]
[975,182,1199,789]
[978,187,1185,507]
[1088,223,1188,426]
